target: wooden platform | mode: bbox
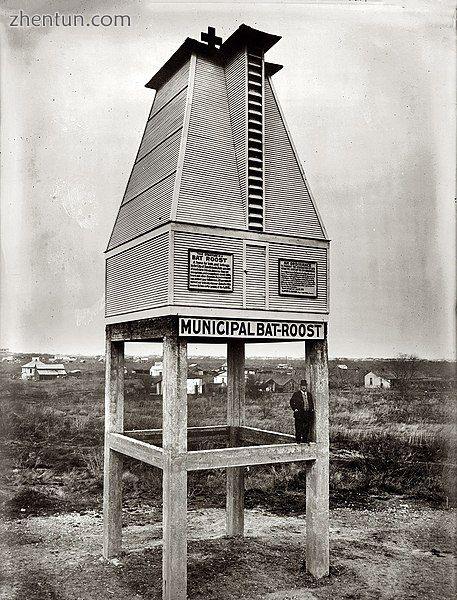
[107,425,320,471]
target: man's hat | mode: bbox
[300,379,307,386]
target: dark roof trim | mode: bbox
[145,25,282,90]
[265,62,283,76]
[220,24,281,58]
[146,38,218,89]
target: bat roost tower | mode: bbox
[103,24,330,600]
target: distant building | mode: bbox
[68,369,82,377]
[21,357,67,381]
[51,354,72,362]
[188,363,205,376]
[1,356,15,362]
[214,370,228,385]
[150,375,203,395]
[261,375,298,393]
[187,377,203,395]
[364,371,393,389]
[132,368,150,375]
[150,361,163,376]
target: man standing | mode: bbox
[290,379,315,443]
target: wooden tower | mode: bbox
[103,24,330,600]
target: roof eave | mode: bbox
[145,38,218,90]
[145,25,282,90]
[220,24,281,58]
[265,62,283,77]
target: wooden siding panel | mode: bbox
[225,48,247,209]
[246,245,266,309]
[149,60,190,119]
[122,129,182,204]
[264,79,325,239]
[107,173,175,250]
[173,231,243,308]
[137,88,187,161]
[177,56,245,229]
[268,242,328,313]
[106,233,169,317]
[107,66,188,250]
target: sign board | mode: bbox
[188,249,233,292]
[179,317,324,340]
[279,259,317,297]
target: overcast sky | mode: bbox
[1,0,455,359]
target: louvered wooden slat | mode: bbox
[264,78,325,239]
[177,56,245,229]
[137,88,187,161]
[108,173,176,249]
[246,245,266,309]
[149,60,190,119]
[122,129,182,204]
[224,48,247,209]
[105,233,169,316]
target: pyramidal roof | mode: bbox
[107,24,328,252]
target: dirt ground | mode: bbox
[1,497,455,600]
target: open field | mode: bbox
[1,358,455,513]
[0,359,456,599]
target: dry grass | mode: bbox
[0,362,455,516]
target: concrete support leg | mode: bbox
[162,333,188,600]
[226,340,246,537]
[103,338,125,559]
[305,337,330,578]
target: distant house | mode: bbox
[51,354,72,362]
[150,375,203,395]
[364,371,394,389]
[68,369,82,378]
[150,361,163,377]
[261,375,298,393]
[188,363,205,376]
[213,369,253,386]
[187,377,203,395]
[214,370,228,385]
[21,357,67,381]
[1,356,15,362]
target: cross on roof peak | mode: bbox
[201,26,222,49]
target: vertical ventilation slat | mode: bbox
[247,47,264,231]
[246,245,266,308]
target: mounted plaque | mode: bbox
[279,259,317,297]
[188,249,234,292]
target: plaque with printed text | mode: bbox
[188,249,234,292]
[279,259,317,297]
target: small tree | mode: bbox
[392,353,420,393]
[246,373,262,401]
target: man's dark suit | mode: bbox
[290,389,315,443]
